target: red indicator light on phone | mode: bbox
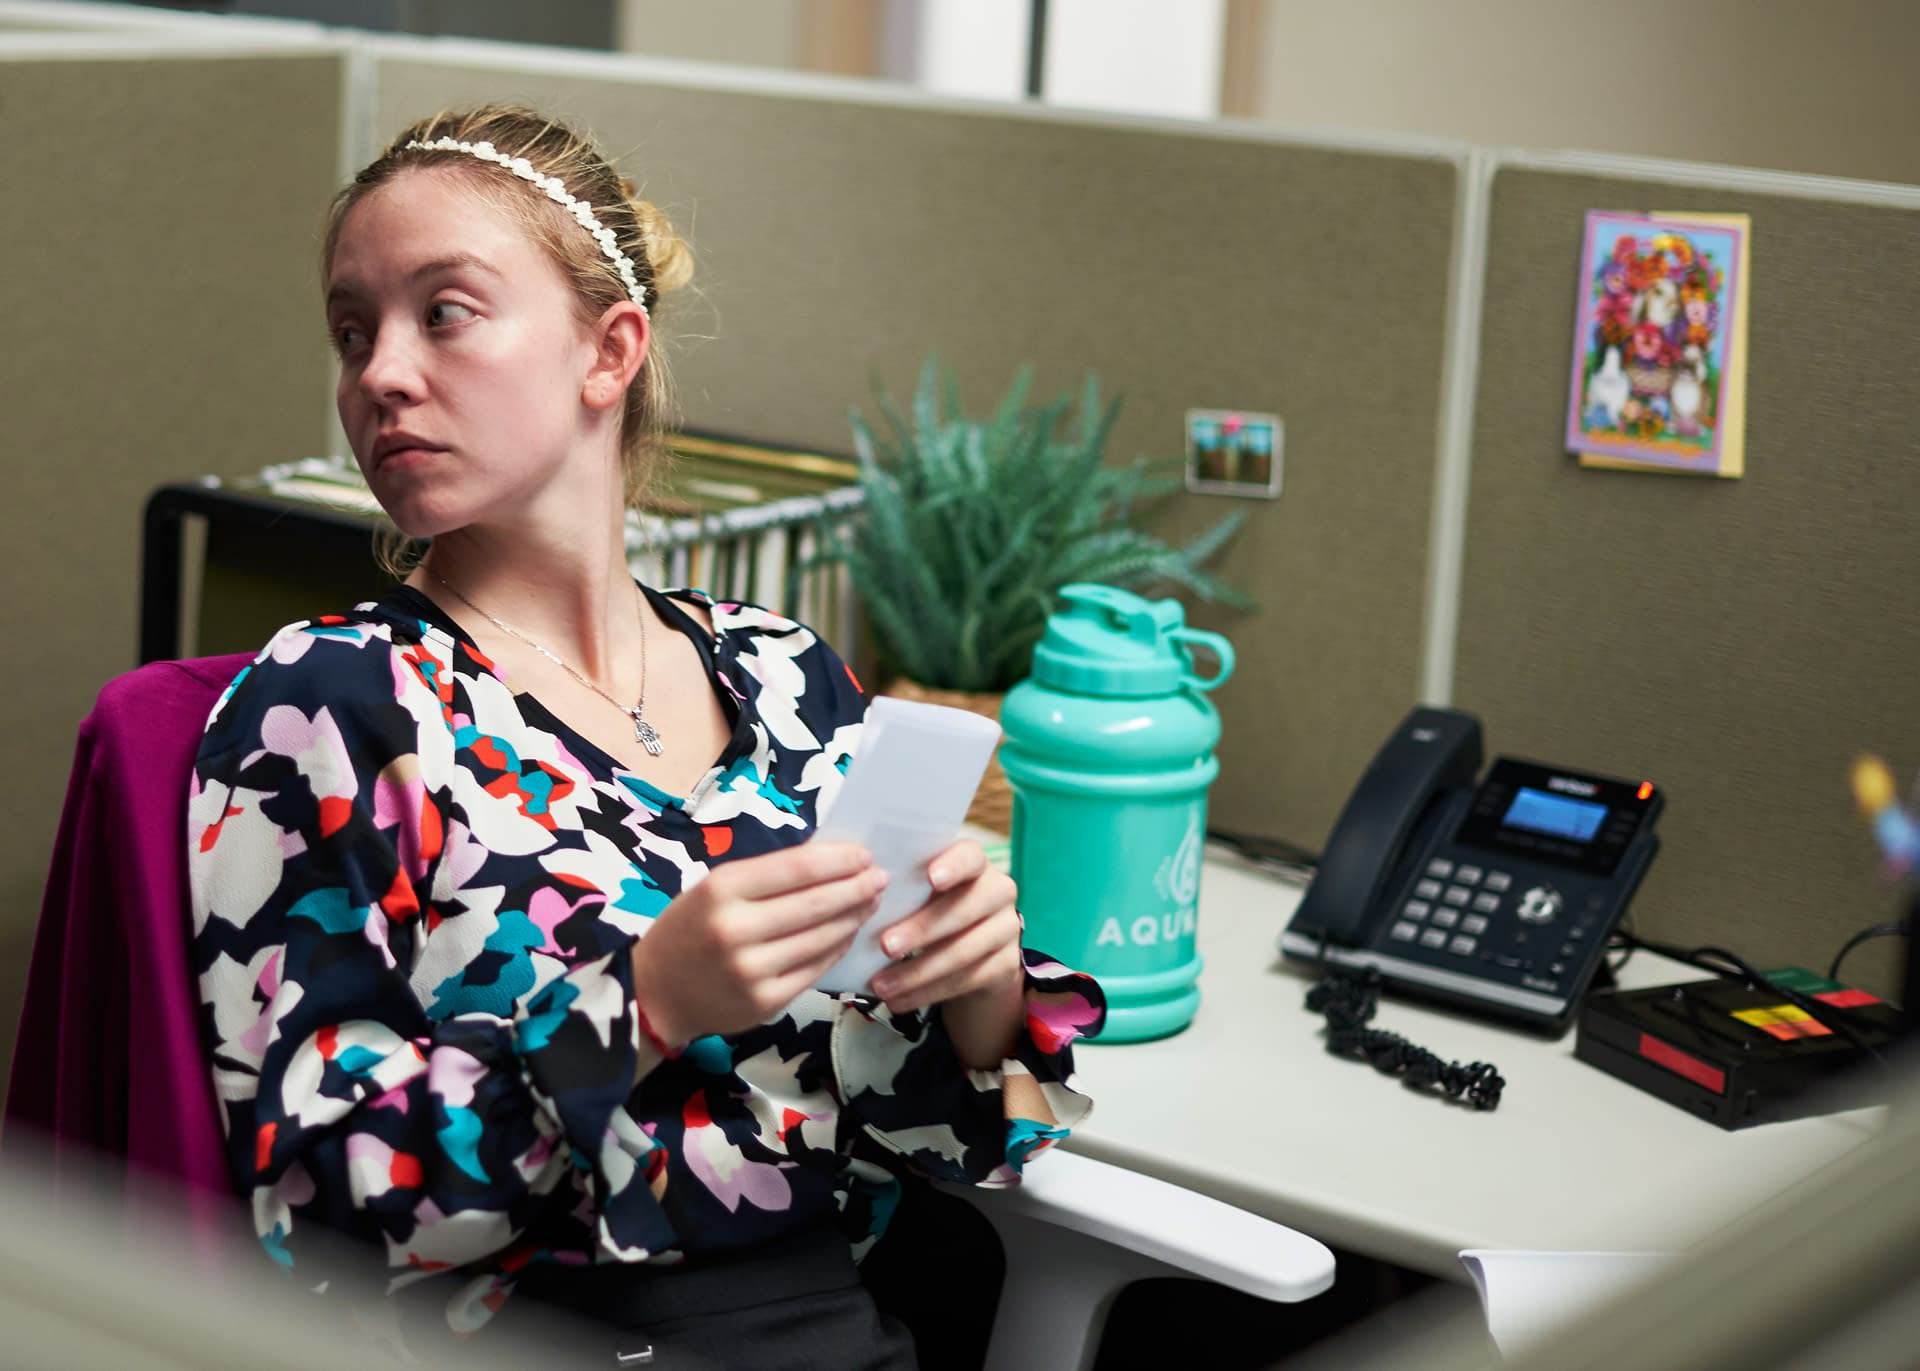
[1637,781,1654,801]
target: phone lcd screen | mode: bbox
[1454,758,1660,877]
[1501,787,1607,843]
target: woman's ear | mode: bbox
[583,302,650,411]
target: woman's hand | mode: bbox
[868,840,1026,1069]
[629,842,886,1048]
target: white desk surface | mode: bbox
[1058,845,1886,1281]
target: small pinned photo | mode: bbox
[1185,409,1282,497]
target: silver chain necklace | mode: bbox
[433,574,665,757]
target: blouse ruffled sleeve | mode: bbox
[831,948,1106,1187]
[189,622,678,1290]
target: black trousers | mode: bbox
[483,1226,919,1371]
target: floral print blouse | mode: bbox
[188,584,1104,1333]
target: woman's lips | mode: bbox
[373,441,446,471]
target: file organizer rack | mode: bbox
[141,446,863,667]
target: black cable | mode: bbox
[1304,968,1505,1110]
[1207,826,1318,882]
[1615,930,1892,1069]
[1607,909,1640,976]
[1828,919,1909,984]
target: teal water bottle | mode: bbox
[1000,584,1235,1042]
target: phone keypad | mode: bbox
[1390,859,1593,987]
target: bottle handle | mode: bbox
[1172,627,1235,691]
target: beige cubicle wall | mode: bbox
[0,39,343,1086]
[1454,160,1920,997]
[368,46,1466,854]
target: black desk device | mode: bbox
[1281,707,1663,1034]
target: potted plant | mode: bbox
[821,358,1251,828]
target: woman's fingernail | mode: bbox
[928,864,949,887]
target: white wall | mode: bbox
[1244,0,1920,185]
[1044,0,1224,120]
[910,0,1027,100]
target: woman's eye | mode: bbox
[427,301,476,328]
[330,324,366,356]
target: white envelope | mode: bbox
[810,696,1001,993]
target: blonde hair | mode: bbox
[322,105,695,571]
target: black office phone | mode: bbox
[1280,707,1663,1035]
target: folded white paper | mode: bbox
[811,697,1001,993]
[1458,1249,1674,1357]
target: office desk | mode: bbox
[1060,846,1886,1282]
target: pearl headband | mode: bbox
[403,136,649,315]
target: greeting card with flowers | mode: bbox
[1566,209,1749,478]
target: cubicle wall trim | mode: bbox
[1418,145,1496,707]
[354,29,1478,168]
[0,0,322,33]
[1492,145,1920,210]
[0,30,329,58]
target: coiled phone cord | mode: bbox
[1305,968,1507,1110]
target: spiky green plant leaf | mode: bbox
[819,358,1254,691]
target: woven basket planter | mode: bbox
[879,677,1012,834]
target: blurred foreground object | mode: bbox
[1282,1051,1920,1371]
[1850,754,1920,880]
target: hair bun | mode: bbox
[631,197,694,296]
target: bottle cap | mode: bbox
[1029,583,1234,698]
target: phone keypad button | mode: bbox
[1454,865,1483,885]
[1402,900,1432,921]
[1430,907,1460,929]
[1449,935,1478,956]
[1419,928,1449,949]
[1442,886,1472,906]
[1471,891,1501,913]
[1461,914,1489,935]
[1425,858,1455,879]
[1483,871,1513,893]
[1390,921,1420,942]
[1414,878,1443,899]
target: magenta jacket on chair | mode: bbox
[4,653,256,1249]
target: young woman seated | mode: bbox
[187,104,1104,1370]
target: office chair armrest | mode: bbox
[938,1148,1335,1302]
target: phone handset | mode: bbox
[1295,707,1484,948]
